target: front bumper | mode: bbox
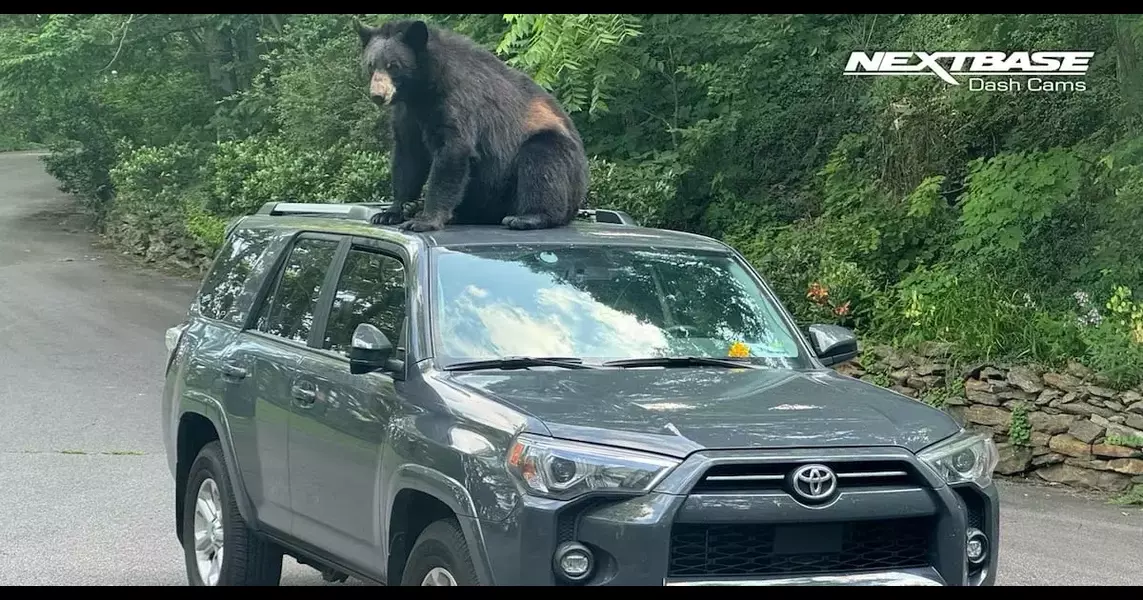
[475,446,1000,586]
[664,567,945,586]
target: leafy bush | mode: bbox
[1076,286,1143,389]
[105,142,211,258]
[109,142,207,214]
[41,137,119,213]
[205,136,391,218]
[586,154,683,227]
[108,136,390,258]
[871,262,1084,364]
[953,149,1085,259]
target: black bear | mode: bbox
[356,19,590,232]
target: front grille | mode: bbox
[668,518,932,577]
[689,460,918,494]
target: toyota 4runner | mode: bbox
[161,201,1000,586]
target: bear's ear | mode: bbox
[403,20,429,52]
[355,20,377,48]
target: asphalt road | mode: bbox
[0,150,1140,586]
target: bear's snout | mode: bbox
[370,71,395,106]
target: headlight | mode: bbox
[918,430,999,488]
[506,433,680,501]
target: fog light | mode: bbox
[966,527,988,565]
[553,541,594,582]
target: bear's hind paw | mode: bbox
[502,214,553,230]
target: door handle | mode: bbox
[221,363,248,380]
[291,383,317,407]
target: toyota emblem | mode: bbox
[789,464,838,503]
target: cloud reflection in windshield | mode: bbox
[432,245,802,365]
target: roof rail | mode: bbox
[255,201,640,228]
[256,201,395,223]
[577,208,639,226]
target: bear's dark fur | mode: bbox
[357,19,589,232]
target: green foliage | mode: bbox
[1077,286,1143,389]
[864,372,893,389]
[919,390,946,409]
[109,142,205,213]
[497,14,642,117]
[1106,434,1143,448]
[184,202,228,252]
[234,13,383,149]
[3,13,1143,378]
[107,142,212,255]
[954,149,1085,258]
[1008,402,1033,446]
[868,262,1083,365]
[205,136,391,217]
[585,154,684,227]
[921,377,966,410]
[1112,485,1143,506]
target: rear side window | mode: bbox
[194,228,278,326]
[256,237,341,344]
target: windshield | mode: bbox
[430,244,811,368]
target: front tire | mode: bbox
[400,518,480,586]
[182,441,283,586]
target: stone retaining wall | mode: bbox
[835,343,1143,495]
[101,210,216,275]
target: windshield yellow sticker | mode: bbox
[727,341,750,358]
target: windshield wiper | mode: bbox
[442,356,598,371]
[602,356,759,369]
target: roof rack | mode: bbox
[577,208,639,226]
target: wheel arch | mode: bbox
[174,407,257,544]
[384,465,495,585]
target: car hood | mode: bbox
[441,367,960,459]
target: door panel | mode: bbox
[219,333,300,531]
[289,353,395,568]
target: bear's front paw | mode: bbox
[398,216,446,232]
[377,207,406,225]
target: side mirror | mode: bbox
[349,323,401,376]
[807,324,859,366]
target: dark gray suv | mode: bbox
[161,201,1000,586]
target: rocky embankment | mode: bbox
[101,211,216,275]
[836,344,1143,495]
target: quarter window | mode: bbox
[194,228,277,326]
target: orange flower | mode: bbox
[834,301,851,317]
[728,341,750,358]
[807,282,829,304]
